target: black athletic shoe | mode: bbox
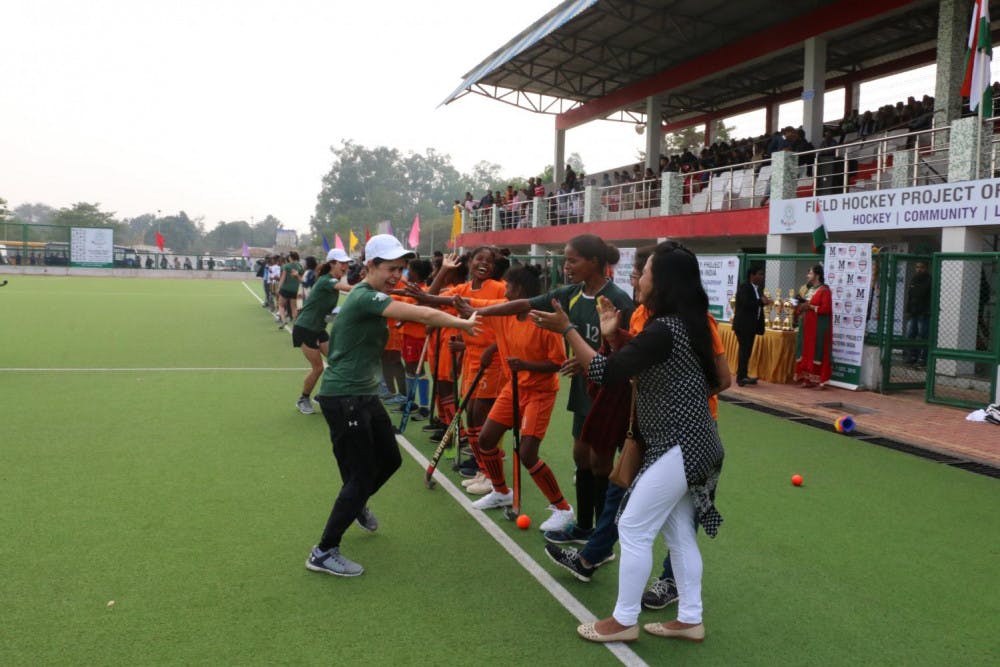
[458,462,479,478]
[641,577,679,610]
[544,544,595,582]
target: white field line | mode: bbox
[395,435,648,667]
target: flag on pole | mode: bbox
[408,214,420,249]
[811,204,827,253]
[450,204,462,247]
[155,231,165,251]
[322,235,331,253]
[349,230,360,253]
[241,242,250,258]
[365,225,371,242]
[961,0,993,116]
[334,233,345,251]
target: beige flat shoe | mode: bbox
[577,621,639,643]
[643,621,705,642]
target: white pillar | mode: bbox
[803,36,827,147]
[554,128,566,187]
[645,95,662,171]
[583,185,602,222]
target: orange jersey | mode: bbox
[481,313,565,393]
[629,306,724,420]
[399,288,429,340]
[443,279,506,352]
[426,327,458,381]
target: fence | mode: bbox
[926,252,999,408]
[0,222,255,272]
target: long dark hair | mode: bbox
[646,241,718,389]
[811,264,825,284]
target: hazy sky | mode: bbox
[2,0,644,233]
[2,2,937,235]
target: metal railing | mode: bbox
[681,159,773,212]
[595,178,660,220]
[544,190,584,226]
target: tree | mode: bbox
[144,211,200,253]
[663,121,735,154]
[50,202,118,228]
[10,202,56,226]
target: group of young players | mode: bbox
[264,233,718,624]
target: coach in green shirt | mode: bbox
[305,234,479,578]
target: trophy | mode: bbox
[782,289,797,330]
[767,289,782,329]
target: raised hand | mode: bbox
[453,295,473,318]
[441,253,462,271]
[596,295,620,339]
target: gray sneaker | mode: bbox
[296,397,315,414]
[356,506,378,533]
[305,546,364,577]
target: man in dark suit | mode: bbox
[732,267,771,386]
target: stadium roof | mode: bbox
[442,0,950,130]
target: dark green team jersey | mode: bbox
[317,283,392,397]
[529,280,635,415]
[281,262,304,292]
[294,273,341,332]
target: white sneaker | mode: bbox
[461,472,486,488]
[539,505,576,532]
[471,490,513,510]
[296,397,315,415]
[466,479,494,495]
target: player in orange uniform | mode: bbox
[415,247,506,491]
[461,265,575,532]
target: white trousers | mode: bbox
[613,446,703,625]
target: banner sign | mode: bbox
[826,242,874,389]
[613,247,635,297]
[698,255,741,322]
[70,227,113,268]
[770,177,1000,234]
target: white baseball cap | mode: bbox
[365,234,414,261]
[326,248,350,262]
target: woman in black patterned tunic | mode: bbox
[531,240,723,644]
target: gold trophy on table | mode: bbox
[782,289,797,330]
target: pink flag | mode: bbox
[334,233,345,251]
[241,242,250,258]
[408,213,420,249]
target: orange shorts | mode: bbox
[486,384,558,440]
[386,322,403,352]
[402,334,425,363]
[427,336,454,381]
[462,355,504,400]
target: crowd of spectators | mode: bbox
[457,91,958,226]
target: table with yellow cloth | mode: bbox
[717,322,797,384]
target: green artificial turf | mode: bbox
[1,275,997,665]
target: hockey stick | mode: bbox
[424,363,487,489]
[426,327,442,427]
[398,336,431,433]
[503,369,522,521]
[0,280,8,287]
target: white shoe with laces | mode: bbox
[461,472,486,488]
[470,490,513,510]
[538,505,576,532]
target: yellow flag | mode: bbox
[348,229,360,252]
[450,204,462,246]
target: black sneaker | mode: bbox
[428,429,446,441]
[421,419,444,432]
[543,524,593,545]
[355,506,378,533]
[458,462,478,478]
[641,577,679,610]
[544,544,595,582]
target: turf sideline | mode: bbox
[242,280,293,335]
[395,434,648,667]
